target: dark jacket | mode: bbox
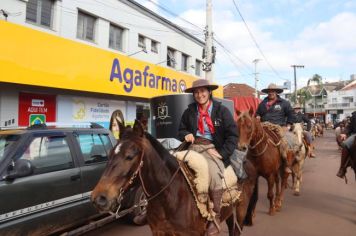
[295,112,311,131]
[178,100,238,167]
[346,111,356,135]
[256,96,296,126]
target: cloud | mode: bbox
[176,8,356,86]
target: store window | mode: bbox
[26,0,54,28]
[109,24,124,51]
[181,53,189,72]
[77,11,96,42]
[167,47,176,68]
[195,59,202,76]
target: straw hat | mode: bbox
[293,103,302,109]
[261,83,283,94]
[185,79,219,93]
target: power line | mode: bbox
[231,0,284,80]
[144,0,254,75]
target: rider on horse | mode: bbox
[256,83,296,174]
[337,111,356,178]
[179,79,238,236]
[293,103,316,158]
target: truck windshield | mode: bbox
[0,135,20,162]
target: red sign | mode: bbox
[19,92,56,126]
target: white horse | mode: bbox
[291,123,307,196]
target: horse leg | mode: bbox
[266,176,276,216]
[274,173,282,211]
[226,215,241,236]
[244,179,259,226]
[293,162,301,196]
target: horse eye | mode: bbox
[126,154,135,160]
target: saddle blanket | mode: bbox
[173,150,242,220]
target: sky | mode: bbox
[136,0,356,91]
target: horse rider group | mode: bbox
[336,111,356,179]
[256,83,316,173]
[177,79,318,235]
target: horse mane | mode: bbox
[144,132,179,169]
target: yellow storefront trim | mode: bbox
[0,21,223,98]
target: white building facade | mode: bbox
[0,0,209,129]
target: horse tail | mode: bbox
[244,177,258,226]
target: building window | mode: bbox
[195,59,202,76]
[109,24,124,51]
[181,53,189,72]
[151,40,158,53]
[138,35,146,49]
[77,11,96,42]
[26,0,54,28]
[167,47,176,68]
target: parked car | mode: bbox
[0,123,146,236]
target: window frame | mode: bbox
[167,47,176,68]
[26,0,54,29]
[109,23,125,51]
[18,134,75,175]
[77,11,97,42]
[195,59,202,76]
[151,40,158,53]
[138,34,146,50]
[181,53,189,72]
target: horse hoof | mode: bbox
[294,191,300,196]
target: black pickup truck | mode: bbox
[0,123,145,236]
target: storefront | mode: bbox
[0,21,223,132]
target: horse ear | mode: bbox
[133,119,144,137]
[116,118,125,139]
[249,107,254,116]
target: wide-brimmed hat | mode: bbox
[261,83,283,94]
[293,103,302,109]
[185,79,219,93]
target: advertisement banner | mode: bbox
[57,96,125,129]
[18,93,56,126]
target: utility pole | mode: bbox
[203,0,215,82]
[291,64,304,103]
[253,59,261,98]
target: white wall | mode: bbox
[0,90,19,128]
[0,0,204,77]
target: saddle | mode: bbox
[173,148,242,221]
[261,122,283,145]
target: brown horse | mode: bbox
[91,120,257,236]
[236,109,289,216]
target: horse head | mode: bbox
[292,123,304,146]
[91,120,146,212]
[236,108,256,151]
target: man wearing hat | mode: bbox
[256,83,296,173]
[178,79,238,235]
[293,103,316,158]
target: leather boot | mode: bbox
[207,189,223,236]
[336,148,349,178]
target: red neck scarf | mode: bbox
[198,100,215,135]
[266,99,277,110]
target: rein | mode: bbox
[111,140,188,218]
[246,117,281,157]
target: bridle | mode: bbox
[243,115,279,157]
[110,139,185,218]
